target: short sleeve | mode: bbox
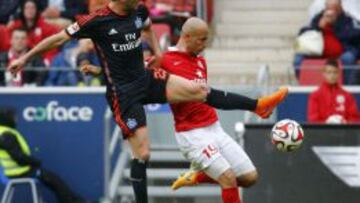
[137,5,151,27]
[65,15,96,39]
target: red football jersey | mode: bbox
[162,48,218,132]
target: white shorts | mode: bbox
[175,122,256,179]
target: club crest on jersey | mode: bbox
[135,17,143,29]
[127,118,138,129]
[196,70,203,78]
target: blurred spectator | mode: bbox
[294,0,360,83]
[45,39,98,86]
[38,0,88,27]
[0,0,21,24]
[0,107,85,203]
[44,40,80,86]
[7,0,61,66]
[0,25,10,51]
[88,0,108,13]
[0,28,45,87]
[76,39,102,86]
[148,0,195,45]
[309,0,360,22]
[308,59,360,124]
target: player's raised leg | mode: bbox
[165,74,288,118]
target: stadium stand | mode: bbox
[207,0,312,85]
[1,1,360,203]
[151,23,171,50]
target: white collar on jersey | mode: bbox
[167,46,202,57]
[168,46,179,52]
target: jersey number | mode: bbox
[202,144,219,159]
[153,69,167,80]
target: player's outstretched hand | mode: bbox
[8,57,26,77]
[80,64,102,76]
[147,54,163,69]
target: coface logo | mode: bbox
[23,101,94,122]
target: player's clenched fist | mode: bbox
[8,57,26,76]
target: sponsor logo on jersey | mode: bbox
[196,70,203,78]
[112,33,141,52]
[23,101,93,122]
[112,38,142,52]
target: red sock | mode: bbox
[195,171,217,184]
[222,187,242,203]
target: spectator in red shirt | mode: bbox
[294,0,360,82]
[0,25,10,52]
[7,0,61,66]
[0,28,46,87]
[319,10,343,59]
[39,0,88,21]
[308,59,360,123]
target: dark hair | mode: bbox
[325,59,339,69]
[0,107,17,129]
[19,0,41,31]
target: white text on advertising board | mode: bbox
[23,101,93,122]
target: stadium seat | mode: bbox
[0,25,10,51]
[1,178,43,203]
[299,59,344,85]
[152,23,171,39]
[206,0,214,22]
[151,0,195,12]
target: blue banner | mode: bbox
[0,89,106,202]
[0,88,171,202]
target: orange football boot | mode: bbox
[171,170,199,190]
[254,87,289,119]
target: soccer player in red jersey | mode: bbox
[161,17,287,203]
[9,0,287,201]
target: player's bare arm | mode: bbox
[142,19,162,67]
[8,30,71,75]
